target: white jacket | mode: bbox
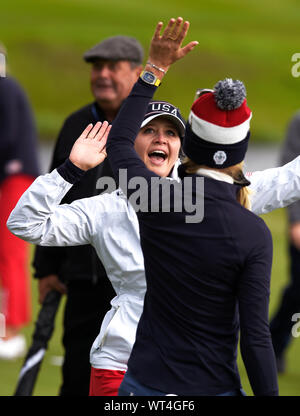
[7,156,300,370]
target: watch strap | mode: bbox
[140,70,161,87]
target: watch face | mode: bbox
[143,72,155,83]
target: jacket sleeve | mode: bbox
[238,222,279,396]
[32,119,73,278]
[107,79,160,199]
[247,155,300,215]
[281,112,300,223]
[7,169,96,247]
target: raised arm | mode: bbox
[106,18,198,194]
[247,156,300,215]
[7,121,111,246]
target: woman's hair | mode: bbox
[182,157,252,210]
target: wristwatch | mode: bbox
[140,70,161,86]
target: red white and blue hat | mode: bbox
[183,78,252,168]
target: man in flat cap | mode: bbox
[83,36,144,122]
[32,36,144,396]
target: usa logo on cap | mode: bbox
[141,100,186,138]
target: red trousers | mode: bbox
[89,367,126,396]
[0,174,34,328]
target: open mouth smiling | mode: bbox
[148,150,168,164]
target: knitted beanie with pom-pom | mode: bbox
[183,78,252,168]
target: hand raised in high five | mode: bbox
[147,17,198,74]
[69,121,111,171]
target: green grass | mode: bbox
[1,0,300,142]
[0,270,66,396]
[1,208,300,396]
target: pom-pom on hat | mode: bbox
[183,78,252,168]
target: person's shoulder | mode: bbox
[58,102,96,137]
[289,109,300,123]
[0,76,20,89]
[238,203,272,242]
[228,205,272,263]
[0,76,26,98]
[284,110,300,135]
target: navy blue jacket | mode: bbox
[107,79,279,396]
[0,77,39,184]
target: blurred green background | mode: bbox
[1,0,300,396]
[1,0,300,143]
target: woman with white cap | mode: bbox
[106,17,278,396]
[7,99,185,395]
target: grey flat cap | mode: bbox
[83,35,144,64]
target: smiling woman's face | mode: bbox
[134,117,182,177]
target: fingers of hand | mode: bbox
[87,121,102,139]
[84,121,111,143]
[162,17,176,39]
[153,21,164,40]
[162,17,187,42]
[177,20,190,45]
[95,121,111,144]
[57,281,67,295]
[103,124,112,141]
[169,17,184,40]
[180,41,199,57]
[159,17,198,60]
[79,123,93,139]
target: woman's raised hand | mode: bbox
[69,121,111,171]
[148,17,199,74]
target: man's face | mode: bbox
[134,117,182,177]
[90,59,141,112]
